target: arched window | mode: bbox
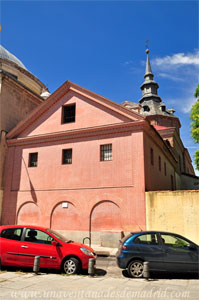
[143,105,150,112]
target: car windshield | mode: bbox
[46,229,70,242]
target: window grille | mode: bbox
[100,144,112,161]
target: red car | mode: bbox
[0,225,96,274]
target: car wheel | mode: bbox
[62,257,80,275]
[127,260,144,278]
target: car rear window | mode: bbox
[1,228,22,241]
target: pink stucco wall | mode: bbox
[19,91,131,138]
[3,130,146,230]
[2,87,147,246]
[144,132,176,191]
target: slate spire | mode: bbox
[139,48,161,104]
[145,49,153,78]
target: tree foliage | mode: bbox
[190,84,199,171]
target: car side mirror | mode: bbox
[51,240,58,246]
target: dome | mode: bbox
[0,45,27,70]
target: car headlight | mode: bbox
[80,247,94,256]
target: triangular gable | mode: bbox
[7,80,145,139]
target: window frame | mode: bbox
[28,152,38,168]
[24,228,54,245]
[62,148,73,165]
[62,103,76,124]
[0,228,23,241]
[100,144,112,162]
[133,233,158,245]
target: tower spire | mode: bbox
[139,47,161,104]
[145,49,153,78]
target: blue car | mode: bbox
[116,231,199,278]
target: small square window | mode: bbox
[100,144,112,161]
[62,149,72,164]
[62,104,76,124]
[29,153,38,167]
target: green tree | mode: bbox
[190,84,199,171]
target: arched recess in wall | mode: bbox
[50,202,79,230]
[90,200,121,232]
[17,202,40,225]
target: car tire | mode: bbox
[62,257,80,275]
[127,260,144,278]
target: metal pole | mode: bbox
[143,261,149,280]
[88,258,95,276]
[33,256,40,274]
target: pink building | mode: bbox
[2,51,197,246]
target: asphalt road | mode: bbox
[95,256,199,280]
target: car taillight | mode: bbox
[122,245,127,250]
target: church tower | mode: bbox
[122,48,195,179]
[139,48,180,131]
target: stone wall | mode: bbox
[146,190,199,244]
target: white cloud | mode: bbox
[181,97,197,113]
[158,72,184,82]
[166,95,196,114]
[152,51,199,67]
[151,50,199,82]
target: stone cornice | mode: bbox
[1,71,43,105]
[7,120,147,147]
[0,58,48,90]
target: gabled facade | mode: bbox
[1,47,198,246]
[2,80,185,246]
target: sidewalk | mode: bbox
[0,270,198,300]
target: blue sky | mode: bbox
[1,0,199,174]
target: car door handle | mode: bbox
[21,245,29,248]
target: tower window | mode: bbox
[62,149,72,164]
[29,153,38,167]
[62,104,76,124]
[143,105,150,112]
[100,144,112,161]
